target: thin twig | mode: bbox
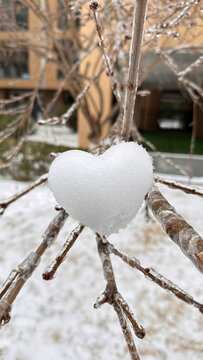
[0,173,48,215]
[96,234,142,360]
[110,244,203,313]
[122,0,149,140]
[188,102,198,178]
[155,176,203,198]
[0,210,68,326]
[116,294,146,339]
[38,67,104,126]
[89,0,121,105]
[42,224,84,280]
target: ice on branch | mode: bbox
[147,186,203,273]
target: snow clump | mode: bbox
[48,142,153,235]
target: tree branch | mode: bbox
[96,234,143,359]
[146,186,203,273]
[110,244,203,313]
[155,176,203,198]
[0,210,68,326]
[122,0,149,140]
[0,173,48,215]
[42,224,84,280]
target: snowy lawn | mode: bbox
[0,177,203,360]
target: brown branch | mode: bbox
[38,67,104,126]
[188,102,198,178]
[42,224,84,280]
[122,0,149,140]
[0,173,48,215]
[111,244,203,314]
[96,234,142,360]
[113,302,141,360]
[146,186,203,273]
[116,294,146,339]
[89,0,121,105]
[0,210,68,326]
[155,176,203,198]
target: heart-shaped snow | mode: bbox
[49,142,153,235]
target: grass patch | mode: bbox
[0,140,73,181]
[141,131,203,155]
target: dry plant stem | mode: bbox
[116,294,146,339]
[122,0,149,140]
[188,102,197,178]
[96,235,142,359]
[113,302,141,360]
[111,245,203,314]
[42,224,84,280]
[0,173,48,215]
[158,50,203,109]
[0,210,68,326]
[155,176,203,198]
[0,270,19,300]
[147,186,203,273]
[89,0,121,105]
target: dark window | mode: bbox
[0,0,28,31]
[0,50,29,78]
[158,92,192,130]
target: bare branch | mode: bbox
[111,244,203,314]
[38,67,104,126]
[116,294,146,339]
[122,0,149,140]
[0,173,48,215]
[113,302,141,360]
[155,176,203,198]
[146,186,203,273]
[96,234,142,360]
[89,0,121,105]
[42,224,84,280]
[0,210,68,326]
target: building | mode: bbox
[0,0,202,149]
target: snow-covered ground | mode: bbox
[28,125,78,148]
[0,177,203,360]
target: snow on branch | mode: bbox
[0,173,48,215]
[96,234,143,359]
[42,224,84,280]
[89,0,122,105]
[110,244,203,313]
[122,0,149,140]
[38,68,104,126]
[0,210,68,326]
[155,176,203,198]
[146,186,203,273]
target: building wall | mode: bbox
[0,1,202,147]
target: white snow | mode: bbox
[28,125,78,148]
[48,142,153,235]
[0,176,203,360]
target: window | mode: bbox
[0,0,28,31]
[158,92,192,130]
[0,50,29,78]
